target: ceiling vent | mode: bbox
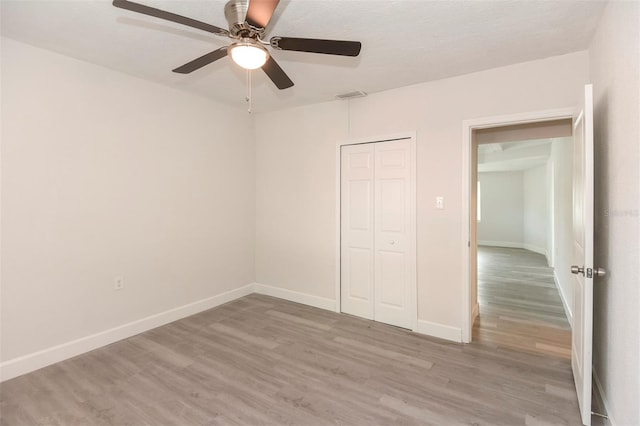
[335,90,368,100]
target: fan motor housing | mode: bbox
[224,0,253,37]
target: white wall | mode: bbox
[523,165,548,258]
[255,101,347,303]
[1,39,255,373]
[589,2,640,425]
[255,51,589,339]
[477,171,524,247]
[550,137,574,325]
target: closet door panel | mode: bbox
[374,140,412,329]
[340,144,374,319]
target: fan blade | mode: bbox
[261,56,294,90]
[112,0,229,36]
[172,47,228,74]
[246,0,280,29]
[271,37,361,57]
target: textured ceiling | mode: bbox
[1,0,606,112]
[478,139,553,172]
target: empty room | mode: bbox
[472,122,576,359]
[1,1,638,425]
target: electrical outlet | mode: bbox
[436,196,444,209]
[114,276,124,291]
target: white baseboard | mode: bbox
[415,320,462,343]
[253,283,336,311]
[253,284,465,345]
[477,241,548,260]
[478,240,523,249]
[593,369,616,426]
[0,284,254,382]
[553,270,573,328]
[522,243,547,257]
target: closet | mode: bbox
[340,137,415,329]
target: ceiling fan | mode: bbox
[112,0,362,90]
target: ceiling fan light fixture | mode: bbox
[229,40,268,70]
[112,0,362,90]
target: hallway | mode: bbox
[473,246,571,358]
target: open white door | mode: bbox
[571,84,598,426]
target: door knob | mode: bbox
[571,265,607,278]
[571,265,584,275]
[594,267,606,277]
[389,240,396,245]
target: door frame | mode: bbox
[461,109,575,343]
[335,131,418,332]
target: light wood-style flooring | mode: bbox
[473,246,572,358]
[1,293,583,425]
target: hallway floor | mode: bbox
[473,246,571,359]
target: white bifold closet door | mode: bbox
[340,139,413,329]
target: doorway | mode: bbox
[474,130,573,357]
[338,134,417,330]
[472,123,574,356]
[462,110,575,343]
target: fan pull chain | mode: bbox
[245,69,252,114]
